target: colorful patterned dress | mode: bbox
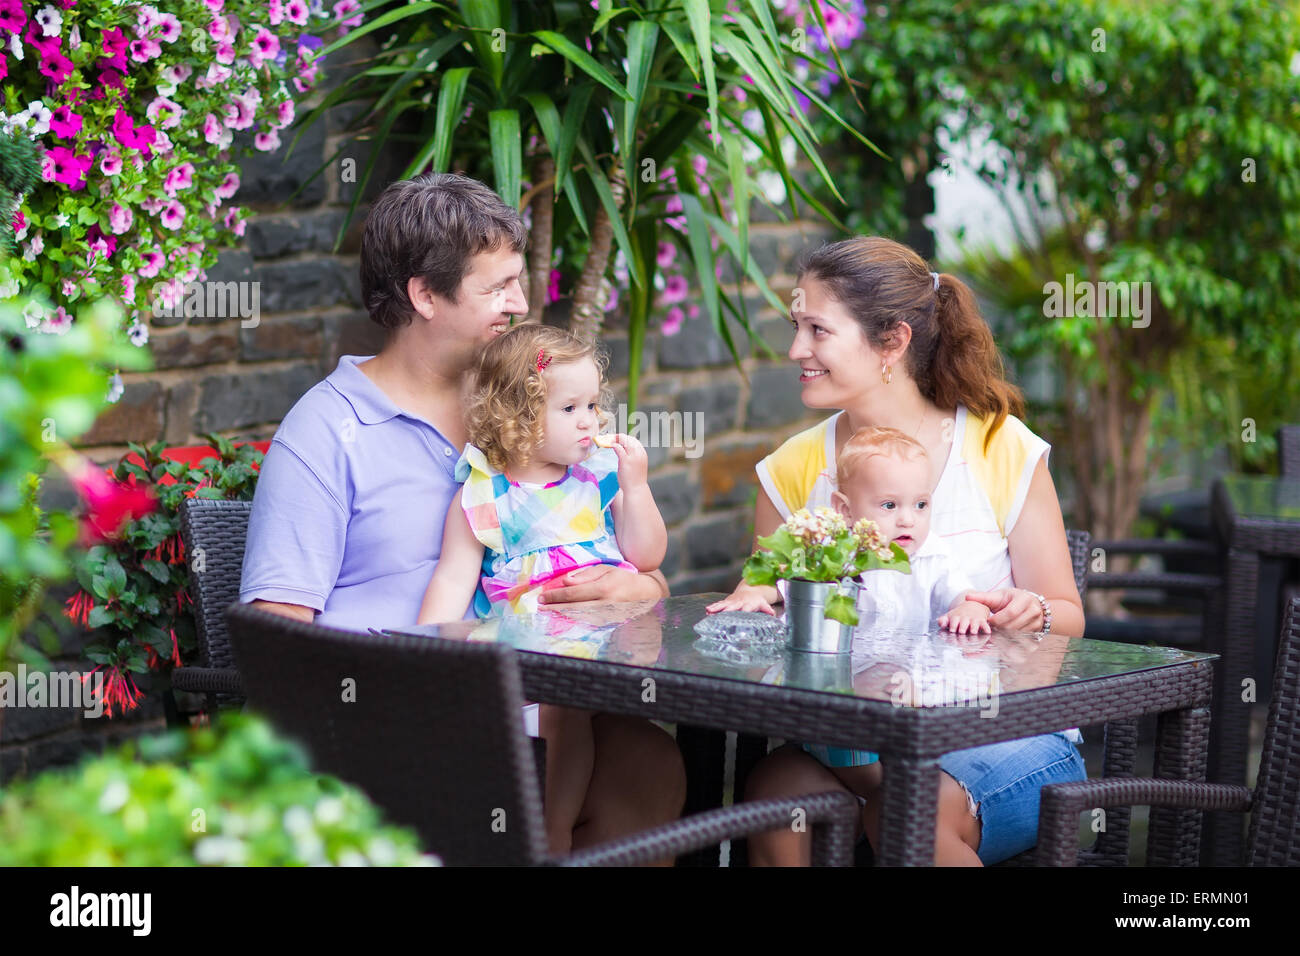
[456,443,636,616]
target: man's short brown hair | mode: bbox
[359,173,528,330]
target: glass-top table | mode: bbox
[386,594,1215,866]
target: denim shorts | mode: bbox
[938,732,1087,865]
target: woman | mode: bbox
[709,237,1086,865]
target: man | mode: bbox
[241,173,684,854]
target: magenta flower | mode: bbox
[214,41,235,64]
[130,38,161,62]
[661,274,688,305]
[160,200,184,230]
[49,104,84,139]
[285,0,308,26]
[665,194,684,214]
[108,202,133,234]
[86,224,117,261]
[44,146,92,189]
[138,250,164,278]
[0,0,26,34]
[202,112,224,143]
[205,0,225,10]
[38,45,74,83]
[662,306,685,336]
[0,51,7,83]
[656,241,677,269]
[334,0,362,32]
[214,172,240,200]
[122,273,137,301]
[110,108,156,151]
[208,16,229,41]
[547,269,562,303]
[101,25,128,61]
[268,0,282,24]
[163,161,195,195]
[273,98,295,128]
[92,68,126,99]
[687,304,700,320]
[156,13,181,42]
[135,4,159,37]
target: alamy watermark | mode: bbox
[611,404,704,459]
[150,280,261,328]
[1042,273,1151,328]
[0,666,105,718]
[889,668,1001,718]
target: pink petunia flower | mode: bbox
[202,112,225,143]
[214,172,240,200]
[160,200,184,230]
[661,274,688,305]
[0,0,26,34]
[108,202,133,234]
[100,151,122,176]
[334,0,362,32]
[138,250,164,277]
[122,273,137,301]
[272,98,295,128]
[163,161,195,194]
[662,306,685,336]
[223,206,244,237]
[208,16,229,41]
[110,108,156,151]
[140,196,164,215]
[249,26,278,67]
[38,45,74,82]
[146,96,182,129]
[44,146,92,189]
[285,0,308,26]
[214,41,234,64]
[91,68,126,99]
[40,306,72,336]
[129,37,161,62]
[160,63,192,86]
[268,0,282,25]
[253,129,280,152]
[687,304,700,320]
[656,241,677,269]
[101,25,128,60]
[49,104,83,138]
[155,13,181,42]
[205,0,225,10]
[86,224,117,262]
[0,52,8,83]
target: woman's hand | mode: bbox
[706,583,780,616]
[539,565,666,607]
[963,588,1045,632]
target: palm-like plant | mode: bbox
[298,0,880,402]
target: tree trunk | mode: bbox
[525,155,555,324]
[570,169,625,344]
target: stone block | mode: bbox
[324,311,386,367]
[80,382,165,445]
[148,326,239,369]
[649,471,696,528]
[240,315,324,363]
[163,380,199,445]
[194,365,321,432]
[700,440,774,510]
[236,121,327,207]
[0,696,82,743]
[23,733,101,775]
[0,747,23,783]
[659,530,684,579]
[677,381,741,437]
[671,567,742,597]
[246,210,349,259]
[685,514,753,570]
[658,311,751,370]
[253,259,349,314]
[744,364,808,429]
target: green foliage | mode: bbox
[0,294,146,670]
[71,436,264,694]
[0,129,41,257]
[0,713,439,866]
[742,507,909,626]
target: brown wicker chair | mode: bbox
[225,602,860,866]
[1035,595,1300,866]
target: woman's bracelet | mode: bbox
[1024,590,1052,637]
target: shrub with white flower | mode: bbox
[743,506,912,625]
[0,0,354,366]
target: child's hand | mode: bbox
[706,583,778,616]
[607,433,650,491]
[938,600,992,635]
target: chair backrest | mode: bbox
[1066,528,1090,602]
[225,602,549,866]
[1278,425,1300,478]
[1247,596,1300,865]
[178,498,252,670]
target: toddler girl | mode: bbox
[418,324,667,853]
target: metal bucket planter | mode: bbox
[786,579,860,654]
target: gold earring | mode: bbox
[881,362,892,385]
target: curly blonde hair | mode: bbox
[837,426,928,490]
[466,324,612,472]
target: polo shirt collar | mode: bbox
[327,354,403,425]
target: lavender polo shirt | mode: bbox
[239,354,465,631]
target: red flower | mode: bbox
[69,462,158,544]
[83,665,144,717]
[64,590,95,627]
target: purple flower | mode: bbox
[108,202,133,234]
[208,16,230,42]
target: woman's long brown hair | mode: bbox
[797,236,1025,452]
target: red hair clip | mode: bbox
[536,348,552,373]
